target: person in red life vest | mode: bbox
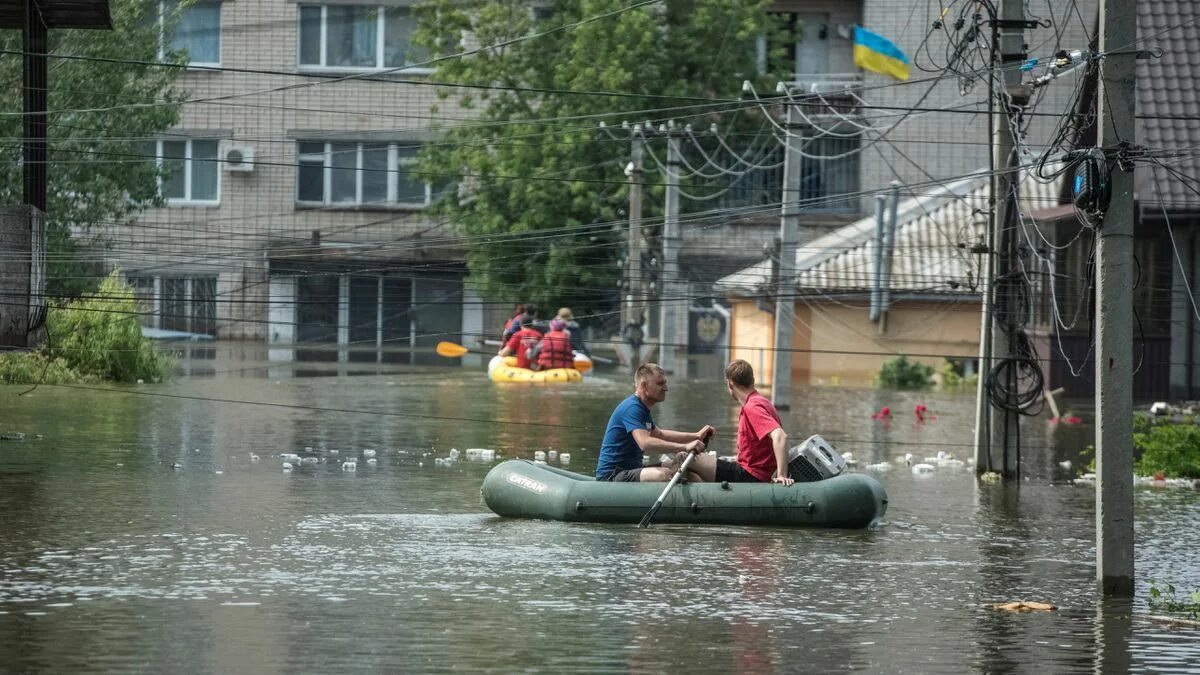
[499,318,542,369]
[500,303,528,343]
[676,359,793,486]
[534,318,575,371]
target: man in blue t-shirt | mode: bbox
[595,363,716,482]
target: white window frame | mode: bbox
[295,141,434,208]
[158,0,222,68]
[297,4,431,74]
[157,139,221,206]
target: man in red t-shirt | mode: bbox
[679,359,793,486]
[499,318,542,369]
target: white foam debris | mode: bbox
[363,449,377,459]
[282,462,294,472]
[281,453,301,464]
[866,462,891,472]
[301,456,319,466]
[841,452,858,466]
[1058,460,1072,469]
[465,448,496,462]
[367,458,378,467]
[911,463,936,474]
[448,448,460,460]
[341,461,357,471]
[249,453,260,462]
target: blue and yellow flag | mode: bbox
[853,25,910,81]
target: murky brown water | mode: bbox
[1,352,1198,673]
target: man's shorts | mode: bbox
[598,462,662,482]
[714,458,765,483]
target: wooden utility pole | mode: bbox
[974,0,1028,478]
[1094,0,1136,597]
[772,102,802,410]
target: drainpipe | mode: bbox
[878,181,901,333]
[1191,229,1197,399]
[869,194,887,322]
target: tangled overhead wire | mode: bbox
[986,329,1045,416]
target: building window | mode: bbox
[127,275,218,336]
[160,0,221,66]
[759,12,832,77]
[296,141,447,207]
[298,4,428,71]
[157,139,220,204]
[797,133,860,213]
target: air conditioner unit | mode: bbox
[220,142,255,172]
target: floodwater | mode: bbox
[1,350,1198,673]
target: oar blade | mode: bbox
[637,501,663,528]
[436,341,470,358]
[574,359,594,373]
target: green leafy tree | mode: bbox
[413,0,779,314]
[0,0,185,297]
[878,355,935,390]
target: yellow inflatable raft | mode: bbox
[488,356,587,384]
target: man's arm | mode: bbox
[633,428,706,455]
[770,427,792,485]
[653,425,716,445]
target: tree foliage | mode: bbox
[0,0,185,297]
[413,0,776,315]
[0,272,174,383]
[878,355,935,390]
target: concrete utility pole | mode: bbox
[624,128,647,370]
[974,0,1028,478]
[23,0,48,213]
[772,102,803,410]
[658,123,688,376]
[1094,0,1136,597]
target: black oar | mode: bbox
[638,451,698,529]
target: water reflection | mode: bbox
[1,356,1198,672]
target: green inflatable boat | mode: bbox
[481,460,888,528]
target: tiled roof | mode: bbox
[714,171,1063,296]
[1137,0,1200,208]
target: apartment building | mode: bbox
[110,0,475,362]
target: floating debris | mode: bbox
[341,461,357,472]
[363,449,377,459]
[1,432,27,441]
[280,453,301,464]
[300,457,319,467]
[866,462,891,472]
[911,463,935,475]
[282,462,294,472]
[991,601,1056,612]
[366,458,378,467]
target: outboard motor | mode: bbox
[787,435,846,482]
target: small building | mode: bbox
[715,173,1062,387]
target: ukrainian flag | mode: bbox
[853,25,910,81]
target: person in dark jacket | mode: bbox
[555,307,589,356]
